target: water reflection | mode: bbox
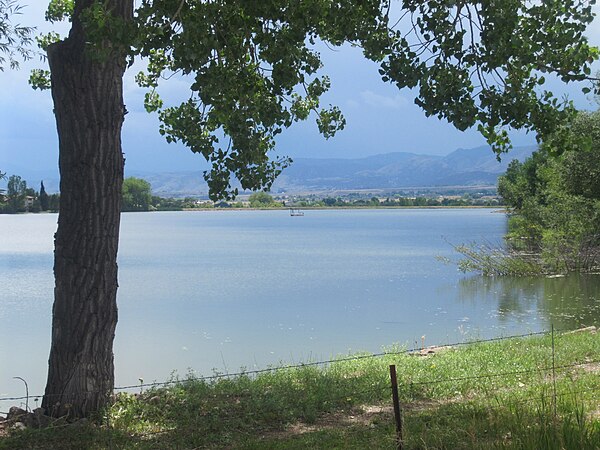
[457,273,600,331]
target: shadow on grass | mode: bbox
[403,397,600,450]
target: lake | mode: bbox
[1,209,599,401]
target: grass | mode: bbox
[1,329,599,449]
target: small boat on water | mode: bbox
[289,208,304,216]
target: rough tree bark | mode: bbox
[42,0,133,418]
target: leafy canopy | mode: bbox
[0,0,34,70]
[39,0,599,200]
[6,174,27,213]
[498,110,600,272]
[248,191,276,207]
[122,176,152,212]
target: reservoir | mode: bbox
[1,209,599,400]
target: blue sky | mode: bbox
[1,2,599,176]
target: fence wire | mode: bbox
[0,329,555,403]
[1,327,598,450]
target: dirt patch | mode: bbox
[564,326,597,335]
[411,346,455,357]
[587,403,600,427]
[262,398,452,442]
[547,359,600,385]
[263,404,393,440]
[579,361,600,374]
[0,419,8,437]
[348,405,393,426]
[403,398,446,412]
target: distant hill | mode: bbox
[1,145,536,196]
[139,145,535,196]
[270,145,536,192]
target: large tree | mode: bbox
[36,0,598,418]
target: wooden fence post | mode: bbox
[552,324,557,421]
[389,365,404,450]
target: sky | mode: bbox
[1,2,599,177]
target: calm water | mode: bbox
[1,209,599,400]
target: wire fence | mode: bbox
[0,327,598,449]
[0,329,553,403]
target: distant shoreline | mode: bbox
[180,205,504,212]
[0,206,506,216]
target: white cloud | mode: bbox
[359,90,408,109]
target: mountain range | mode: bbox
[131,145,536,196]
[272,145,535,192]
[1,145,536,196]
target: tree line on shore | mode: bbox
[0,172,501,214]
[498,110,600,273]
[0,173,59,213]
[300,195,500,208]
[0,175,193,213]
[121,177,286,210]
[457,110,600,275]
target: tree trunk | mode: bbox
[42,0,133,419]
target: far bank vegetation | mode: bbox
[457,111,600,276]
[1,172,501,214]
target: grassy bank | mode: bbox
[1,329,599,449]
